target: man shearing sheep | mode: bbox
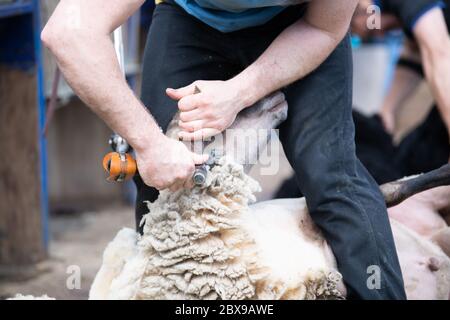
[42,0,406,299]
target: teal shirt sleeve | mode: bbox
[173,0,286,32]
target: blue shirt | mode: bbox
[173,0,306,32]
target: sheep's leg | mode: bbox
[381,164,450,207]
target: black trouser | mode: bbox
[136,1,406,300]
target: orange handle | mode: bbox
[103,152,137,182]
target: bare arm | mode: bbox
[42,0,207,190]
[41,0,158,151]
[167,0,359,140]
[413,7,450,143]
[232,0,359,106]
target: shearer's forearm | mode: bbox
[230,0,358,107]
[41,0,163,152]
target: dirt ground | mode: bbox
[0,206,134,300]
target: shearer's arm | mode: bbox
[413,7,450,144]
[232,0,359,106]
[41,0,207,191]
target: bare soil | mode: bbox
[0,206,134,300]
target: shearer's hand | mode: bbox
[135,134,208,191]
[166,80,249,141]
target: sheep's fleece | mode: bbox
[89,157,343,300]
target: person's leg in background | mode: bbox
[136,1,240,232]
[279,34,406,299]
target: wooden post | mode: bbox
[0,1,48,278]
[0,66,46,276]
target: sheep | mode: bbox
[90,92,450,300]
[90,156,345,300]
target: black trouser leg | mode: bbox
[279,34,406,300]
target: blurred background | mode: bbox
[0,0,440,299]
